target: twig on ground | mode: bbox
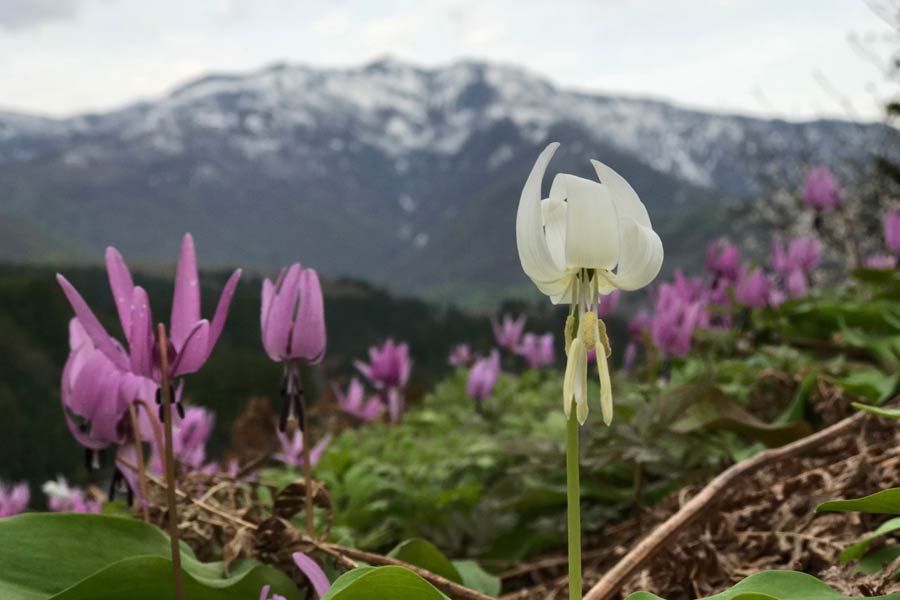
[583,410,868,600]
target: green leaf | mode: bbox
[853,402,900,420]
[0,513,298,600]
[817,488,900,515]
[452,560,500,596]
[858,544,900,575]
[320,566,450,600]
[841,517,900,561]
[387,539,462,584]
[670,387,811,447]
[623,570,900,599]
[836,369,900,404]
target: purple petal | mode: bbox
[290,269,326,363]
[105,247,136,342]
[88,369,125,444]
[262,264,302,361]
[68,318,90,351]
[309,434,332,467]
[56,274,129,371]
[291,552,331,598]
[206,268,241,358]
[261,278,275,332]
[170,320,210,376]
[129,287,155,378]
[170,234,201,349]
[61,353,108,450]
[70,352,111,419]
[115,443,143,504]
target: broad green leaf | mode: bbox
[776,372,817,424]
[623,570,900,599]
[452,560,500,596]
[51,555,290,600]
[852,402,900,420]
[817,488,900,515]
[841,517,900,561]
[836,369,899,404]
[858,544,900,575]
[387,539,462,584]
[320,566,450,600]
[0,513,298,600]
[670,387,811,447]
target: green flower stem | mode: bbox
[566,409,582,600]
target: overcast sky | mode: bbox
[0,0,896,120]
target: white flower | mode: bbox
[516,143,663,425]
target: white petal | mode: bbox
[558,174,619,270]
[516,143,566,286]
[604,218,663,291]
[548,278,576,304]
[591,161,651,228]
[541,194,567,272]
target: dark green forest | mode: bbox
[0,263,612,497]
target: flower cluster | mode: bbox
[0,481,29,518]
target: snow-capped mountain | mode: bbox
[0,58,893,295]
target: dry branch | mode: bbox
[583,410,868,600]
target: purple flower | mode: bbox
[772,237,820,275]
[667,269,707,304]
[448,343,474,367]
[491,314,526,352]
[355,339,411,422]
[735,267,771,309]
[803,167,840,211]
[355,339,411,390]
[61,318,158,452]
[516,333,555,369]
[705,240,740,282]
[865,254,897,269]
[261,263,327,430]
[261,264,326,364]
[274,430,332,469]
[172,406,214,470]
[650,285,706,357]
[42,477,101,514]
[57,233,241,403]
[771,237,820,299]
[467,350,501,402]
[292,552,331,598]
[885,208,900,256]
[0,481,29,517]
[623,313,651,374]
[259,585,286,600]
[596,290,621,319]
[333,378,384,422]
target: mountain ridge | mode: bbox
[0,57,893,298]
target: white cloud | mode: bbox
[0,0,86,31]
[0,0,893,121]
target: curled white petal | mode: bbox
[604,218,663,291]
[516,143,565,286]
[590,161,651,228]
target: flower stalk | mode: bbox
[296,368,315,536]
[157,323,185,600]
[566,409,582,600]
